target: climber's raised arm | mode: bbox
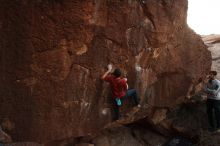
[101,64,112,80]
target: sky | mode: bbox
[187,0,220,35]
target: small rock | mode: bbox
[0,126,12,143]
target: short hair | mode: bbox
[113,68,121,78]
[209,71,217,76]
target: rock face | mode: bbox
[4,142,42,146]
[0,0,211,143]
[202,35,220,79]
[92,126,166,146]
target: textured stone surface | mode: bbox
[4,142,42,146]
[198,132,220,146]
[162,102,208,138]
[0,126,12,143]
[202,34,220,44]
[92,125,167,146]
[75,143,94,146]
[92,127,142,146]
[0,0,211,143]
[202,35,220,79]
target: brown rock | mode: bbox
[136,129,167,146]
[0,0,211,143]
[202,34,220,44]
[4,142,42,146]
[164,102,208,138]
[198,131,220,146]
[75,143,94,146]
[0,127,12,143]
[203,35,220,79]
[92,136,110,146]
[151,108,167,124]
[92,127,142,146]
[93,124,167,146]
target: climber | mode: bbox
[101,64,141,120]
[204,71,220,132]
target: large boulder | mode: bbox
[0,126,12,143]
[202,34,220,79]
[4,142,42,146]
[92,126,156,146]
[0,0,211,143]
